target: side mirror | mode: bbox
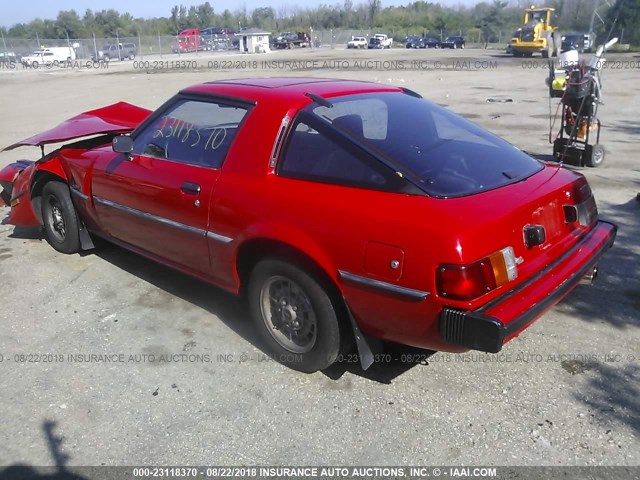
[112,135,133,155]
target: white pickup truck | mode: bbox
[347,36,368,49]
[373,33,393,49]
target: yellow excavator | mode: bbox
[511,6,559,58]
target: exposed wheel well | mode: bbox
[30,171,67,224]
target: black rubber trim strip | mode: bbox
[93,196,206,237]
[338,270,430,301]
[69,186,89,201]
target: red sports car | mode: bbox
[0,78,616,372]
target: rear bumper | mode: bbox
[439,220,617,353]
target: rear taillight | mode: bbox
[564,196,598,227]
[563,177,598,226]
[437,247,518,301]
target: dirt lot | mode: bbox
[0,47,638,468]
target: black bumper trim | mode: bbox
[440,220,617,352]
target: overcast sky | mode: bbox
[3,0,474,27]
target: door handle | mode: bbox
[181,182,201,195]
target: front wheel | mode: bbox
[248,258,345,373]
[41,182,80,254]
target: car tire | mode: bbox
[461,43,465,49]
[583,144,605,168]
[53,60,60,67]
[41,182,81,254]
[453,43,457,49]
[129,54,135,60]
[248,258,346,373]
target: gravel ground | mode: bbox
[0,47,638,469]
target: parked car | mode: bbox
[0,52,20,63]
[373,33,393,48]
[404,35,421,48]
[93,43,137,61]
[347,36,368,49]
[408,37,442,49]
[0,78,616,373]
[421,37,442,48]
[368,37,383,49]
[273,32,310,49]
[561,33,595,53]
[21,47,76,67]
[441,36,465,49]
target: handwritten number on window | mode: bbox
[153,117,227,151]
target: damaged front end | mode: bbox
[1,101,151,227]
[0,160,32,207]
[0,159,39,226]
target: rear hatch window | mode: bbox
[310,92,543,197]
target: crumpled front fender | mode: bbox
[1,160,39,226]
[0,160,34,207]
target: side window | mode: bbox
[278,116,400,191]
[132,99,248,168]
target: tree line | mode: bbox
[1,0,638,45]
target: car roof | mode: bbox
[183,78,402,104]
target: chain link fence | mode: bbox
[0,34,242,61]
[0,29,514,62]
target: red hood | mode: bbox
[3,101,151,151]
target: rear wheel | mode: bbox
[41,182,80,254]
[248,258,345,373]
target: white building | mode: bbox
[236,28,271,53]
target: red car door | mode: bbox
[91,96,250,276]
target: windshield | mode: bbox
[309,92,543,197]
